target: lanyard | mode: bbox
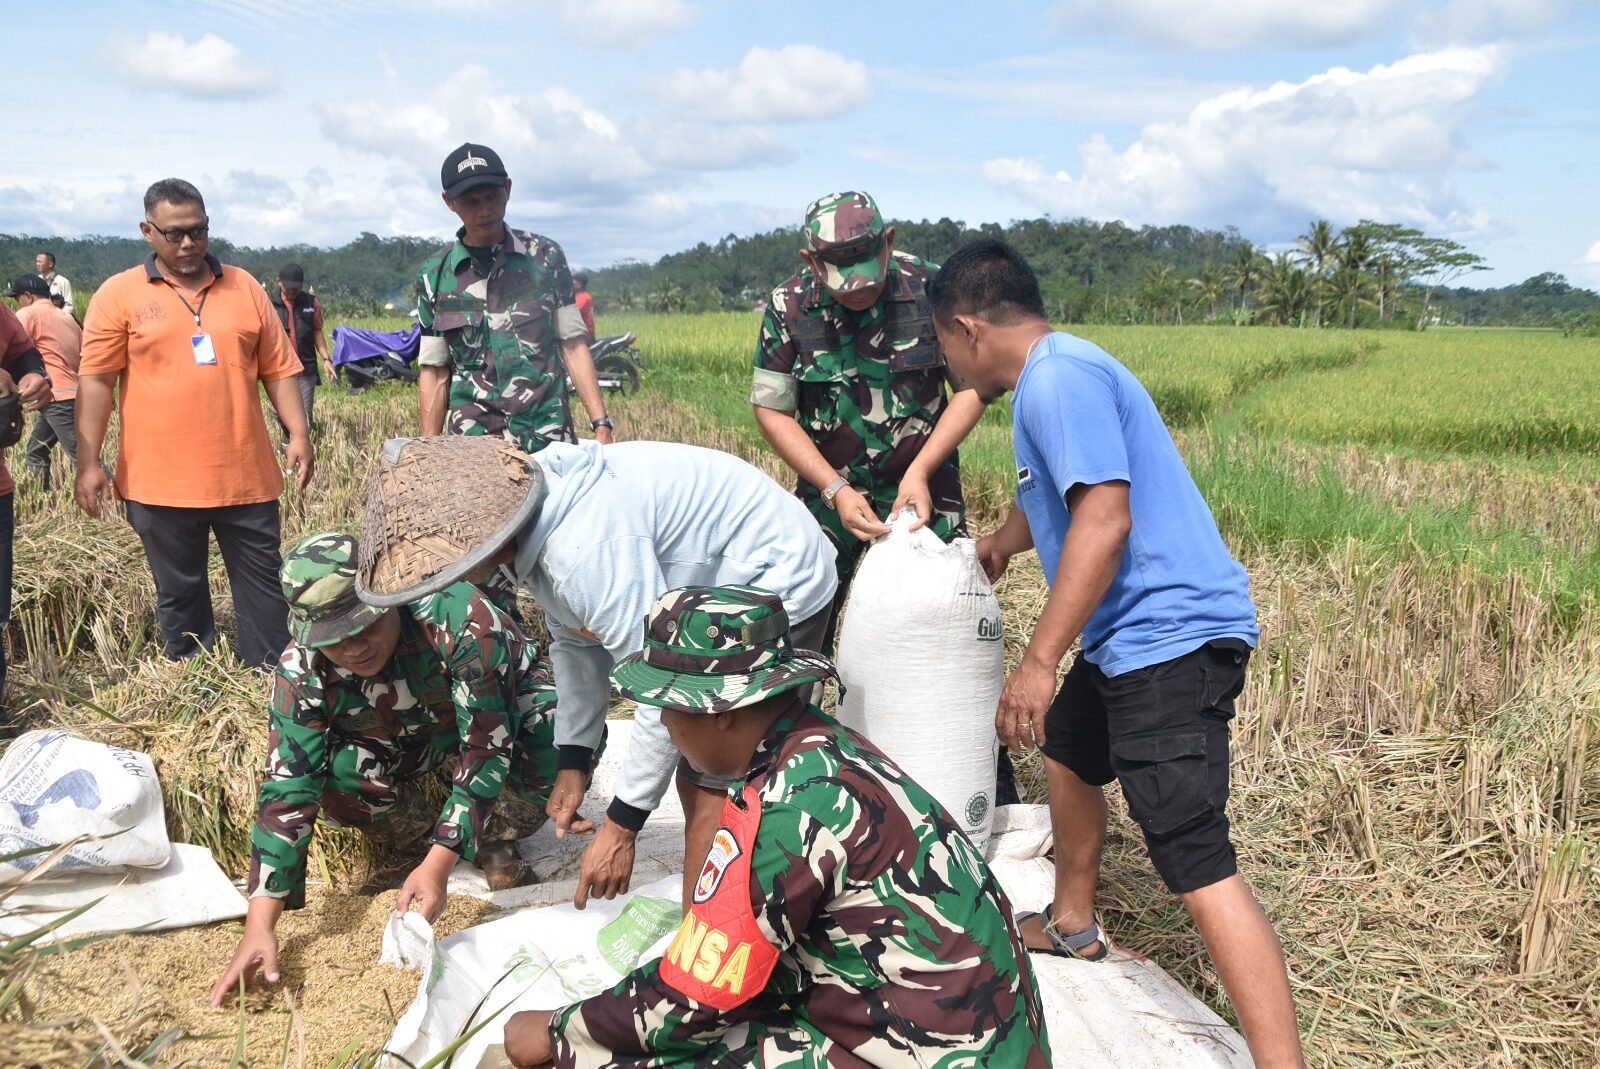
[169,284,212,329]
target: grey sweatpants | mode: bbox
[24,400,78,489]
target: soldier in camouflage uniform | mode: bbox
[210,532,586,1007]
[417,143,616,615]
[502,586,1050,1068]
[418,142,614,454]
[752,191,987,648]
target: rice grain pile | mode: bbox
[24,889,497,1067]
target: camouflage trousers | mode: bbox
[317,715,594,846]
[592,1012,843,1068]
[798,460,966,652]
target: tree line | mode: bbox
[4,219,1597,331]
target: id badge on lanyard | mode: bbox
[192,334,217,365]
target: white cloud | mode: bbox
[103,32,278,99]
[657,45,870,124]
[1054,0,1405,50]
[983,47,1507,239]
[319,66,655,200]
[315,63,793,241]
[552,0,695,45]
[1580,241,1600,264]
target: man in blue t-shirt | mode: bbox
[927,239,1304,1069]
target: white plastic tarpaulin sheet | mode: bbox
[446,719,685,911]
[398,722,1251,1068]
[0,843,247,942]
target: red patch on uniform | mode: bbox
[693,826,741,904]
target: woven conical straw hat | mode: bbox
[356,436,545,607]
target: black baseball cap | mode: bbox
[441,143,509,198]
[6,274,50,299]
[278,263,305,285]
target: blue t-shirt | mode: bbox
[1012,332,1258,676]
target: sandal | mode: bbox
[1015,907,1112,962]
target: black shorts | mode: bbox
[1041,640,1250,894]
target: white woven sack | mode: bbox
[0,730,171,880]
[836,512,1003,849]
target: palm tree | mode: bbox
[1139,263,1182,324]
[1329,232,1376,328]
[1257,254,1311,326]
[1298,219,1338,326]
[1227,244,1269,315]
[1188,261,1227,321]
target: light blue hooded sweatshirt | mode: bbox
[514,440,837,822]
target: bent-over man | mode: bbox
[210,532,579,1006]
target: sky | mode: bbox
[4,0,1598,288]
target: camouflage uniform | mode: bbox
[416,226,588,455]
[549,587,1050,1067]
[752,193,969,587]
[247,533,574,910]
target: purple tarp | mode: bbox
[331,324,421,367]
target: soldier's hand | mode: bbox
[574,821,636,910]
[396,846,455,923]
[504,1008,556,1067]
[891,471,933,531]
[996,655,1055,752]
[209,928,280,1007]
[976,533,1011,584]
[836,487,891,542]
[548,768,596,838]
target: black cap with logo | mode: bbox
[5,274,50,299]
[441,143,509,198]
[278,263,305,286]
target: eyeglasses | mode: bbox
[146,220,210,244]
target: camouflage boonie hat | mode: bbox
[356,436,546,608]
[611,586,837,714]
[282,532,390,648]
[804,191,887,295]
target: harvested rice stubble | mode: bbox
[25,887,498,1067]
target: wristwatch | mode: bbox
[821,477,849,510]
[590,416,615,432]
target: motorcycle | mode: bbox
[331,324,421,391]
[581,332,645,395]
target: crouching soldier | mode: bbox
[210,532,585,1006]
[501,586,1051,1068]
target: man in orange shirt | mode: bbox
[77,178,315,669]
[7,274,82,488]
[0,301,52,733]
[572,270,596,339]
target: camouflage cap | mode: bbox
[611,586,837,714]
[282,532,391,648]
[356,436,546,608]
[804,191,888,296]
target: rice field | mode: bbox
[6,315,1598,1066]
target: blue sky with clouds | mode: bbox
[4,0,1597,286]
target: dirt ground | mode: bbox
[26,885,498,1067]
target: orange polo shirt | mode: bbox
[16,301,82,401]
[79,254,302,507]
